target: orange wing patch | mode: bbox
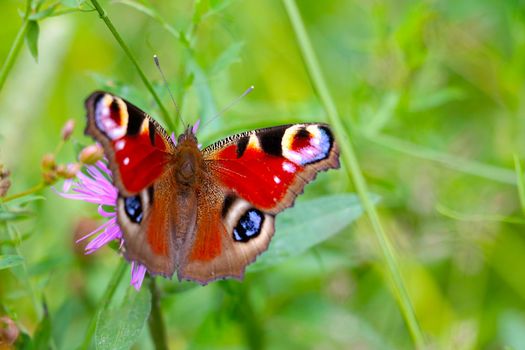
[189,209,223,261]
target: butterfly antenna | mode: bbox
[202,85,255,130]
[153,54,186,129]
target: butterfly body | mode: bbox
[85,91,340,284]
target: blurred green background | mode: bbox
[2,0,525,349]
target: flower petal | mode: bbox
[130,262,147,290]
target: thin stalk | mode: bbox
[514,155,525,215]
[238,284,263,350]
[0,19,29,91]
[147,278,168,350]
[80,259,127,350]
[89,0,176,132]
[282,0,426,347]
[1,182,45,203]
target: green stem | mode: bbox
[1,182,45,203]
[88,0,176,132]
[514,155,525,215]
[238,284,263,350]
[147,278,168,350]
[80,260,127,350]
[0,19,29,92]
[282,0,426,347]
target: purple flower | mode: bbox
[56,160,147,290]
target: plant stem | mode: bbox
[0,19,29,92]
[238,283,263,350]
[88,0,176,132]
[80,259,127,350]
[147,278,168,350]
[282,0,426,347]
[514,155,525,214]
[1,182,45,203]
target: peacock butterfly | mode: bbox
[85,91,340,284]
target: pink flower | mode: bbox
[56,160,147,290]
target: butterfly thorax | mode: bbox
[171,128,202,187]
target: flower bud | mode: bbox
[0,179,10,197]
[0,165,10,197]
[56,164,66,177]
[79,144,104,165]
[64,163,81,179]
[0,316,19,345]
[61,119,75,141]
[41,154,56,170]
[42,170,57,185]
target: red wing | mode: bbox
[85,91,174,196]
[177,124,339,284]
[202,123,340,214]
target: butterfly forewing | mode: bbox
[85,91,174,196]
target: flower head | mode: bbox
[56,160,147,290]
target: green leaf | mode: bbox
[0,254,25,270]
[28,4,58,21]
[0,208,34,222]
[25,20,39,61]
[5,195,46,207]
[115,0,182,40]
[409,87,466,112]
[250,193,374,271]
[0,230,33,246]
[192,0,207,25]
[95,286,152,350]
[60,0,87,8]
[14,331,32,350]
[209,41,244,76]
[32,304,52,350]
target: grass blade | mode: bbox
[281,0,426,347]
[88,0,176,132]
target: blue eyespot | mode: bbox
[233,208,264,242]
[124,195,143,223]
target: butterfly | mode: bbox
[85,91,340,284]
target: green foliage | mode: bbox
[0,254,24,270]
[95,287,151,350]
[251,194,374,271]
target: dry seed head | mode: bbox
[42,171,58,185]
[41,153,56,170]
[0,179,10,197]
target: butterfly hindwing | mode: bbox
[116,184,176,277]
[177,124,339,283]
